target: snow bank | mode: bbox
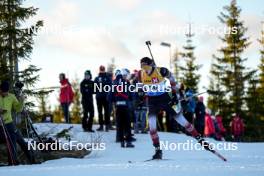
[0,123,263,176]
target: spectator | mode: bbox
[134,92,147,134]
[174,83,186,133]
[94,65,112,131]
[106,67,115,130]
[122,68,134,134]
[131,70,147,134]
[194,96,206,136]
[230,114,245,142]
[183,89,196,124]
[59,73,74,123]
[80,70,95,132]
[0,81,35,165]
[110,70,134,148]
[204,109,216,138]
[121,68,136,142]
[215,114,226,141]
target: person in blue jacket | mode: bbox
[183,89,196,124]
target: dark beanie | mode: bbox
[0,81,10,92]
[140,57,153,65]
[85,70,91,75]
[85,70,92,79]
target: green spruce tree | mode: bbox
[211,0,254,117]
[71,77,81,124]
[258,22,264,116]
[0,1,52,130]
[245,72,264,141]
[207,62,226,115]
[172,48,181,82]
[179,23,201,93]
[0,0,43,85]
[37,90,52,116]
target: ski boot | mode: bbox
[96,125,104,131]
[126,142,135,148]
[105,126,109,132]
[127,136,137,142]
[195,135,212,151]
[152,148,162,160]
[108,125,115,130]
[121,141,125,148]
[86,128,95,133]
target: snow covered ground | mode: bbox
[0,123,264,176]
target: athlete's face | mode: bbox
[141,63,152,74]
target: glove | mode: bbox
[0,108,7,115]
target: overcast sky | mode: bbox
[20,0,263,107]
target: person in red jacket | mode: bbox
[59,73,74,123]
[204,109,216,138]
[215,114,226,141]
[230,114,245,142]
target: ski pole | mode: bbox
[179,91,208,102]
[145,41,156,65]
[31,86,60,91]
[0,115,16,165]
[23,107,43,143]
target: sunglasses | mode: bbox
[141,64,152,71]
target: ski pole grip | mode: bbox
[145,41,151,46]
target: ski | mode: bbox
[144,158,172,162]
[199,140,227,162]
[0,163,8,167]
[128,158,171,163]
[209,149,227,162]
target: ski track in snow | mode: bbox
[0,123,264,176]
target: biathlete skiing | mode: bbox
[138,56,206,159]
[137,42,226,161]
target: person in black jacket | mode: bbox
[94,66,112,132]
[194,96,206,136]
[80,70,95,132]
[110,70,134,148]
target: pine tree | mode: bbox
[245,73,264,140]
[255,22,264,140]
[207,62,226,115]
[179,23,201,93]
[0,1,50,133]
[0,1,48,114]
[0,0,43,85]
[246,75,259,116]
[246,22,264,120]
[34,89,53,122]
[37,90,52,116]
[256,22,264,120]
[211,0,254,116]
[70,77,81,124]
[53,104,64,123]
[0,24,9,81]
[172,48,181,82]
